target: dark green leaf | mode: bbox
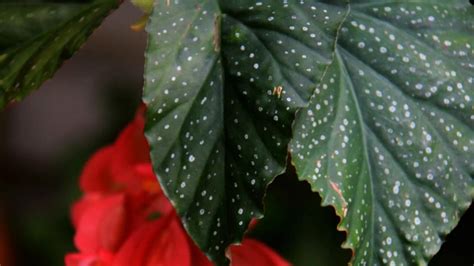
[143,0,349,264]
[290,1,474,265]
[0,0,120,109]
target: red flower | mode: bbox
[113,215,191,266]
[65,250,114,266]
[229,239,291,266]
[74,194,127,254]
[66,106,290,266]
[78,107,151,195]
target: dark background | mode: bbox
[0,2,472,266]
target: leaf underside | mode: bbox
[144,0,474,265]
[0,0,120,109]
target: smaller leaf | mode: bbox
[0,0,120,109]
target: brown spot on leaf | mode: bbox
[330,181,348,217]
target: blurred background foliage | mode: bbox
[0,2,472,266]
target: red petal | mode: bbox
[113,216,191,266]
[189,238,213,266]
[65,251,114,266]
[80,107,150,194]
[112,164,173,230]
[111,109,149,176]
[229,239,291,266]
[113,164,158,195]
[80,147,115,193]
[75,194,128,253]
[71,193,104,228]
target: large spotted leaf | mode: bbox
[143,0,350,264]
[290,1,474,265]
[0,0,120,109]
